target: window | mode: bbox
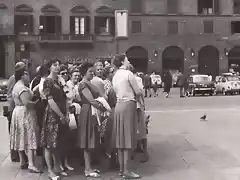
[14,15,33,35]
[131,21,141,33]
[234,0,240,14]
[203,20,214,33]
[94,17,115,36]
[130,0,143,13]
[39,16,61,34]
[198,0,219,15]
[231,21,240,34]
[167,0,178,14]
[168,21,178,34]
[70,16,90,35]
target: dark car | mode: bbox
[187,74,215,96]
[0,78,8,100]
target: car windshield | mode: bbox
[226,76,239,81]
[193,76,210,83]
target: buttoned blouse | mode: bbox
[112,69,135,102]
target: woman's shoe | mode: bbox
[122,172,141,179]
[28,166,42,173]
[48,175,60,180]
[85,171,100,178]
[65,164,74,171]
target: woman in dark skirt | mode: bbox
[112,54,142,179]
[77,62,106,178]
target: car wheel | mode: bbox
[209,92,213,96]
[191,89,195,96]
[222,88,227,95]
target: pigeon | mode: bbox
[200,114,207,121]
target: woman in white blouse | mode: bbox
[112,54,142,179]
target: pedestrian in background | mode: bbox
[162,70,172,98]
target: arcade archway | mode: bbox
[0,41,5,77]
[162,46,184,72]
[228,47,240,73]
[198,46,219,78]
[126,46,148,73]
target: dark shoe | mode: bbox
[20,163,28,169]
[10,150,20,162]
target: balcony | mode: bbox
[38,34,93,43]
[0,24,14,36]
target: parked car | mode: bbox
[0,78,8,100]
[215,75,240,95]
[150,74,162,88]
[187,74,215,96]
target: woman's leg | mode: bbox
[19,151,27,166]
[84,149,91,172]
[118,149,123,173]
[44,148,56,176]
[123,149,129,173]
[27,149,41,172]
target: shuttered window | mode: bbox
[39,15,62,34]
[14,15,33,35]
[94,16,115,36]
[70,16,90,35]
[203,20,214,33]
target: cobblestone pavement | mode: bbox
[1,89,240,180]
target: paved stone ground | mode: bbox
[1,89,240,180]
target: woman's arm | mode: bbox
[82,87,105,111]
[19,91,38,107]
[128,73,142,97]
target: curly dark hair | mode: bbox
[113,54,126,68]
[60,64,68,72]
[69,67,80,77]
[39,63,49,77]
[79,62,94,76]
[103,65,115,79]
[46,58,61,70]
[15,69,26,82]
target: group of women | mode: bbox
[8,54,149,180]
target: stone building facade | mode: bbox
[0,0,239,77]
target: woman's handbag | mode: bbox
[68,113,77,130]
[3,106,9,117]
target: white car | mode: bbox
[215,75,240,95]
[150,74,162,87]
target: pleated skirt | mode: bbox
[112,100,137,149]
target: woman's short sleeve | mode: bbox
[78,82,87,93]
[43,78,54,99]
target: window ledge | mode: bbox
[95,35,114,42]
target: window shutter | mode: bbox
[109,17,115,36]
[131,21,142,33]
[131,0,142,13]
[14,15,21,34]
[70,16,75,34]
[168,21,178,34]
[94,16,101,34]
[39,15,45,34]
[28,15,33,34]
[55,16,62,34]
[204,20,214,33]
[167,0,178,14]
[231,22,236,34]
[214,0,220,14]
[85,16,90,34]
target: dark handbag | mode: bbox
[3,106,9,117]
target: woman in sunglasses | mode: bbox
[59,65,69,82]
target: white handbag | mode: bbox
[68,113,77,130]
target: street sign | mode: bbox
[115,10,128,38]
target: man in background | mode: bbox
[143,73,152,97]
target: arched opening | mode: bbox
[126,46,148,73]
[228,47,240,73]
[0,41,5,77]
[162,46,184,72]
[198,46,219,78]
